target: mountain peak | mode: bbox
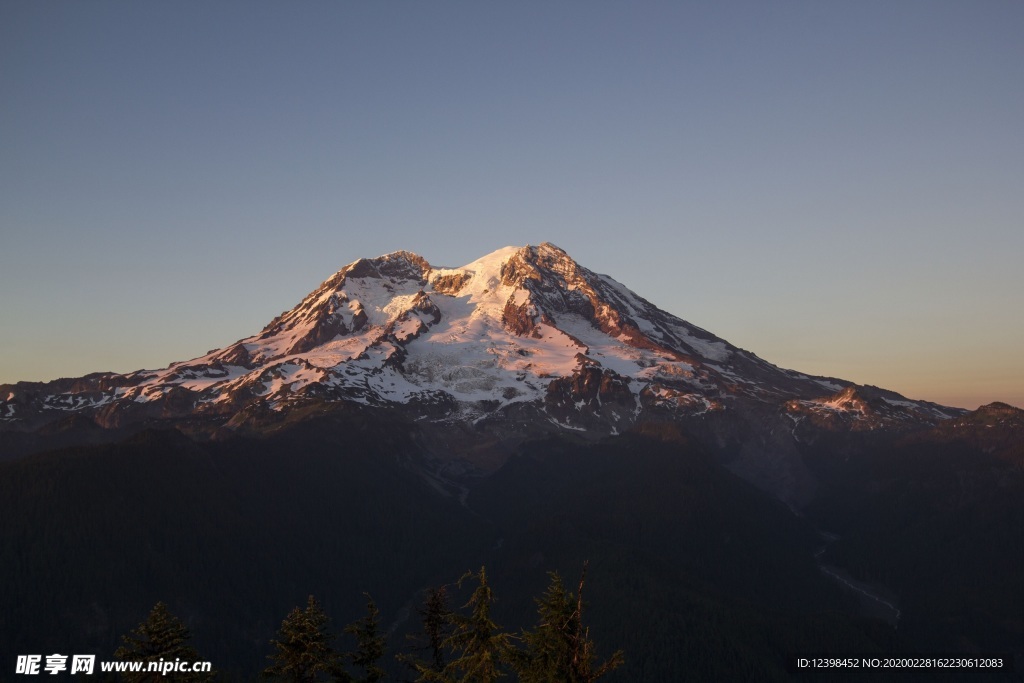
[343,250,432,281]
[976,401,1022,415]
[0,244,963,480]
[951,401,1024,430]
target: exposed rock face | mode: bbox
[430,271,472,295]
[0,243,966,503]
[501,295,539,337]
[544,360,636,431]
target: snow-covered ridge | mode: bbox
[785,385,958,428]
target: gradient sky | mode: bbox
[2,1,1022,410]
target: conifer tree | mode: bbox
[397,586,453,682]
[515,563,623,683]
[443,567,513,683]
[264,595,337,683]
[114,601,212,682]
[344,594,386,683]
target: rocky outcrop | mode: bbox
[430,271,472,295]
[544,360,636,430]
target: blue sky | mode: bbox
[2,1,1022,409]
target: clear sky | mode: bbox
[2,1,1022,410]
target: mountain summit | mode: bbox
[0,243,960,498]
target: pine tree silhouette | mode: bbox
[114,602,212,682]
[264,595,337,683]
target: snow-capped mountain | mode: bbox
[0,243,961,496]
[3,244,1018,677]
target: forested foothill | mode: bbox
[1,409,1022,680]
